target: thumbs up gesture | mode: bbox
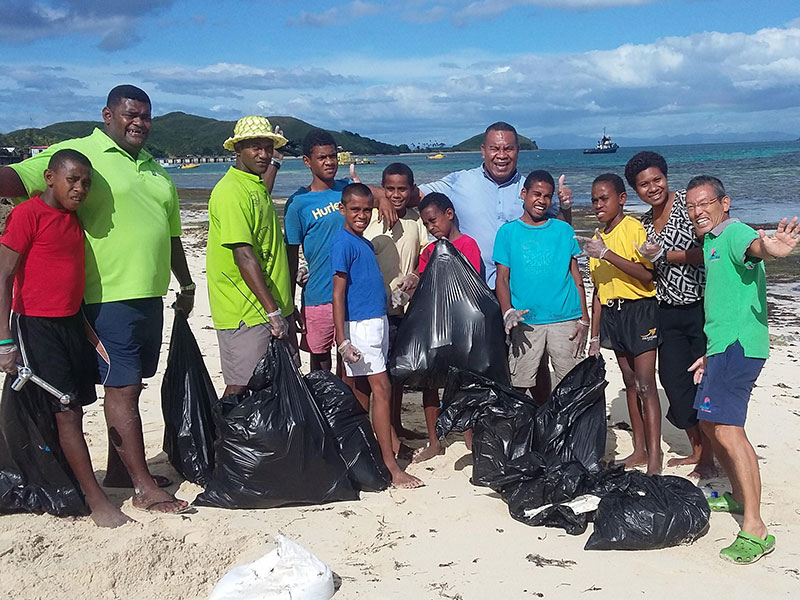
[557,174,573,210]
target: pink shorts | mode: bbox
[300,303,335,354]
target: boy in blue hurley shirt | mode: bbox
[284,129,348,372]
[331,183,423,489]
[494,170,589,397]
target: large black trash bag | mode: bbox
[161,311,217,486]
[194,339,357,509]
[305,370,390,492]
[388,238,510,388]
[0,378,88,516]
[585,472,710,550]
[532,355,608,473]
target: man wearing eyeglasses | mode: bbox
[685,174,799,565]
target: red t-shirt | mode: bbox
[0,196,85,317]
[419,234,484,276]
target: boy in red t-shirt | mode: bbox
[0,149,132,528]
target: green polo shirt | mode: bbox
[9,128,182,304]
[206,166,292,330]
[703,219,769,359]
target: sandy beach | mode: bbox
[1,205,799,600]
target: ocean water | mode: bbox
[170,141,800,224]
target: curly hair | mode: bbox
[624,151,668,189]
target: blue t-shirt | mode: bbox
[284,179,348,306]
[492,218,582,325]
[330,228,387,322]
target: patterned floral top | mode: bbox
[639,189,705,305]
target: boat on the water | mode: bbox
[583,130,619,154]
[427,153,445,160]
[337,151,375,166]
[179,163,200,169]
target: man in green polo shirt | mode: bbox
[686,175,799,564]
[0,85,194,514]
[207,116,293,394]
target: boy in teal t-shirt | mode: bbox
[686,175,799,565]
[493,170,590,395]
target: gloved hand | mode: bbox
[267,309,289,339]
[588,336,601,357]
[575,229,609,259]
[337,339,363,363]
[635,237,664,261]
[0,343,20,374]
[296,264,310,287]
[391,288,410,308]
[397,272,419,292]
[503,307,529,334]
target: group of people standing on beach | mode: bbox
[0,84,797,566]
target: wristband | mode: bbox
[337,339,351,353]
[270,158,282,170]
[503,308,516,319]
[180,282,196,293]
[577,319,590,327]
[0,338,14,346]
[598,247,610,261]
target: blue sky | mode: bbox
[2,0,800,147]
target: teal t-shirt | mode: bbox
[492,218,582,324]
[703,219,769,359]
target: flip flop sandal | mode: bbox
[719,531,775,564]
[707,491,744,514]
[134,500,195,515]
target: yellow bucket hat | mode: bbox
[223,115,288,151]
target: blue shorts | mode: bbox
[693,341,764,427]
[84,298,164,387]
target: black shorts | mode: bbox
[11,312,98,412]
[599,297,659,357]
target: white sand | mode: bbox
[1,212,799,600]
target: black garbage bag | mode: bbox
[533,355,608,473]
[388,238,510,388]
[0,378,88,516]
[194,339,358,509]
[305,370,390,492]
[161,311,217,486]
[585,472,710,550]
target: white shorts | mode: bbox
[344,316,389,377]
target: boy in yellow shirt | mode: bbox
[579,173,662,475]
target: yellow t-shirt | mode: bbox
[589,215,656,304]
[364,207,429,315]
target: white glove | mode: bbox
[296,265,310,287]
[503,308,529,334]
[636,237,664,262]
[397,272,419,292]
[337,339,363,363]
[391,288,410,308]
[267,310,289,339]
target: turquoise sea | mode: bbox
[170,141,800,225]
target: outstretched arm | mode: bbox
[747,217,800,260]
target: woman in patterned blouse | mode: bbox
[624,151,716,480]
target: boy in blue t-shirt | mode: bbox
[331,183,423,489]
[284,129,349,372]
[493,170,589,396]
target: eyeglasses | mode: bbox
[686,196,722,212]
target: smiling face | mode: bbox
[235,138,274,175]
[481,129,519,184]
[591,181,626,226]
[102,98,151,157]
[520,180,554,224]
[45,160,92,212]
[382,173,411,213]
[686,183,730,236]
[303,144,338,183]
[634,166,669,207]
[340,192,373,234]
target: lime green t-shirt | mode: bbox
[206,167,292,329]
[703,219,769,359]
[9,128,182,304]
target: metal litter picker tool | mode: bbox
[11,365,74,406]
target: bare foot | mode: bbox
[687,462,719,480]
[616,452,648,469]
[396,427,427,441]
[90,502,136,528]
[390,469,424,489]
[667,454,700,468]
[132,487,189,514]
[412,442,445,463]
[103,473,173,489]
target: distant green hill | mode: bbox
[451,132,538,151]
[0,112,410,158]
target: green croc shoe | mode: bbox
[719,531,775,564]
[707,491,744,514]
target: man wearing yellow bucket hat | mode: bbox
[207,116,295,394]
